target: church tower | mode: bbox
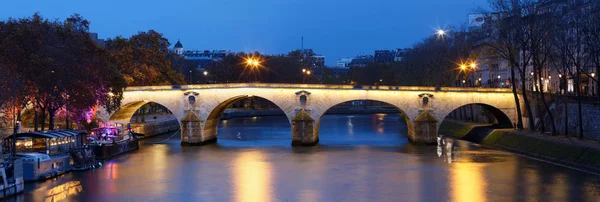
[174,40,183,55]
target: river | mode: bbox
[12,114,600,202]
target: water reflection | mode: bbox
[232,151,272,202]
[13,115,600,202]
[451,162,487,202]
[45,180,83,202]
[438,136,487,202]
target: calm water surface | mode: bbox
[13,114,600,202]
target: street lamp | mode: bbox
[189,70,193,84]
[437,29,446,37]
[302,68,306,73]
[470,62,477,69]
[592,72,596,78]
[203,71,208,83]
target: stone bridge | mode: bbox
[97,83,518,146]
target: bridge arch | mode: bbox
[439,103,514,128]
[313,99,415,144]
[202,95,293,142]
[108,100,181,136]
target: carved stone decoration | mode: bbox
[418,93,434,109]
[184,91,200,110]
[295,90,311,110]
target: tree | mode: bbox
[0,13,126,131]
[106,30,184,86]
[485,0,537,130]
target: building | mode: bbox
[374,50,396,63]
[89,33,105,47]
[348,55,374,68]
[170,40,230,69]
[335,58,352,69]
[312,55,326,67]
[173,40,183,55]
[394,48,410,62]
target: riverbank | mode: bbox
[440,120,600,174]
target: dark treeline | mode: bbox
[0,13,183,131]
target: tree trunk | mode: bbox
[520,69,535,130]
[537,68,556,135]
[40,108,46,131]
[34,109,38,131]
[510,64,523,129]
[563,88,569,137]
[575,70,584,139]
[48,108,56,130]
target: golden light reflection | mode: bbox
[45,180,83,202]
[106,162,119,180]
[451,162,487,202]
[549,173,568,200]
[233,151,272,202]
[524,169,539,202]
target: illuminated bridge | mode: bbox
[97,83,519,146]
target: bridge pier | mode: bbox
[409,111,438,145]
[291,110,318,146]
[180,111,214,145]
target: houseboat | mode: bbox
[88,122,139,160]
[3,130,86,182]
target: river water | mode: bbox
[13,114,600,202]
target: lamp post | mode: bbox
[189,70,193,84]
[497,75,501,87]
[203,71,208,83]
[592,72,596,96]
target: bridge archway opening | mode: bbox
[439,103,513,142]
[204,95,291,145]
[109,101,180,138]
[315,99,412,146]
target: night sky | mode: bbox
[1,0,487,65]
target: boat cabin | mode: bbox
[3,130,86,156]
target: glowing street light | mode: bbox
[470,62,477,69]
[462,80,466,84]
[203,71,208,76]
[559,74,562,78]
[531,72,534,76]
[306,70,311,75]
[245,57,261,68]
[592,72,596,77]
[437,29,446,37]
[460,64,467,70]
[302,68,306,73]
[498,75,501,79]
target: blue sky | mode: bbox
[1,0,486,65]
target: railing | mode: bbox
[124,83,513,93]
